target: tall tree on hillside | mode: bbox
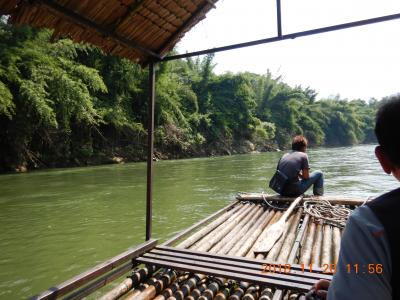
[208,72,258,144]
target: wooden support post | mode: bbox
[146,61,156,241]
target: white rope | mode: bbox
[261,192,302,211]
[303,199,352,228]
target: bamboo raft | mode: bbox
[32,194,366,300]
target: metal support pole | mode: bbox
[276,0,282,37]
[146,61,156,241]
[163,12,400,61]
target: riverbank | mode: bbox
[7,139,280,174]
[5,141,376,174]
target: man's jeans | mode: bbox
[299,170,324,196]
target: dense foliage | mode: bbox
[0,22,383,172]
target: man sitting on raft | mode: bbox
[277,135,324,196]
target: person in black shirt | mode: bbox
[278,135,324,196]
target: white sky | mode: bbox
[177,0,400,100]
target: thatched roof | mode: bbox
[0,0,217,65]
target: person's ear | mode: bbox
[375,146,393,174]
[392,168,400,181]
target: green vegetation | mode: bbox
[0,22,382,172]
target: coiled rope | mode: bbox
[303,199,352,228]
[237,191,355,228]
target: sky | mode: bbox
[177,0,400,101]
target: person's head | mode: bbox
[292,135,308,152]
[375,95,400,181]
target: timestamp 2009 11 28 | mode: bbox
[261,263,383,274]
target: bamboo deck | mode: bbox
[32,195,364,300]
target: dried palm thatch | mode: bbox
[0,0,217,65]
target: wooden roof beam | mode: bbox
[206,0,216,9]
[157,0,214,57]
[110,0,146,32]
[37,0,161,59]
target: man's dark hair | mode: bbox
[292,135,308,151]
[375,95,400,167]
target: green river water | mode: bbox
[0,144,399,299]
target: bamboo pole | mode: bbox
[164,270,207,300]
[121,210,228,300]
[254,196,303,254]
[125,270,177,300]
[228,208,269,258]
[258,287,274,300]
[198,210,260,300]
[100,201,240,300]
[153,282,180,300]
[228,211,290,299]
[186,282,207,300]
[230,211,277,300]
[276,209,303,262]
[195,204,254,252]
[99,266,156,300]
[311,222,323,267]
[271,213,311,300]
[196,205,255,253]
[177,204,243,249]
[197,206,270,300]
[288,291,299,300]
[165,206,252,300]
[232,208,275,258]
[234,209,274,257]
[99,278,134,300]
[228,282,250,300]
[202,203,318,300]
[242,285,260,300]
[197,279,223,300]
[214,284,234,300]
[265,211,298,261]
[250,211,282,259]
[320,225,332,267]
[191,205,250,251]
[117,200,347,300]
[129,271,189,300]
[217,208,278,300]
[251,212,300,300]
[236,194,366,206]
[168,274,206,300]
[260,208,303,300]
[332,227,341,264]
[164,201,240,247]
[125,202,240,300]
[123,284,150,299]
[218,206,264,254]
[100,201,328,300]
[210,205,261,253]
[299,221,316,266]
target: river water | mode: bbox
[0,144,398,299]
